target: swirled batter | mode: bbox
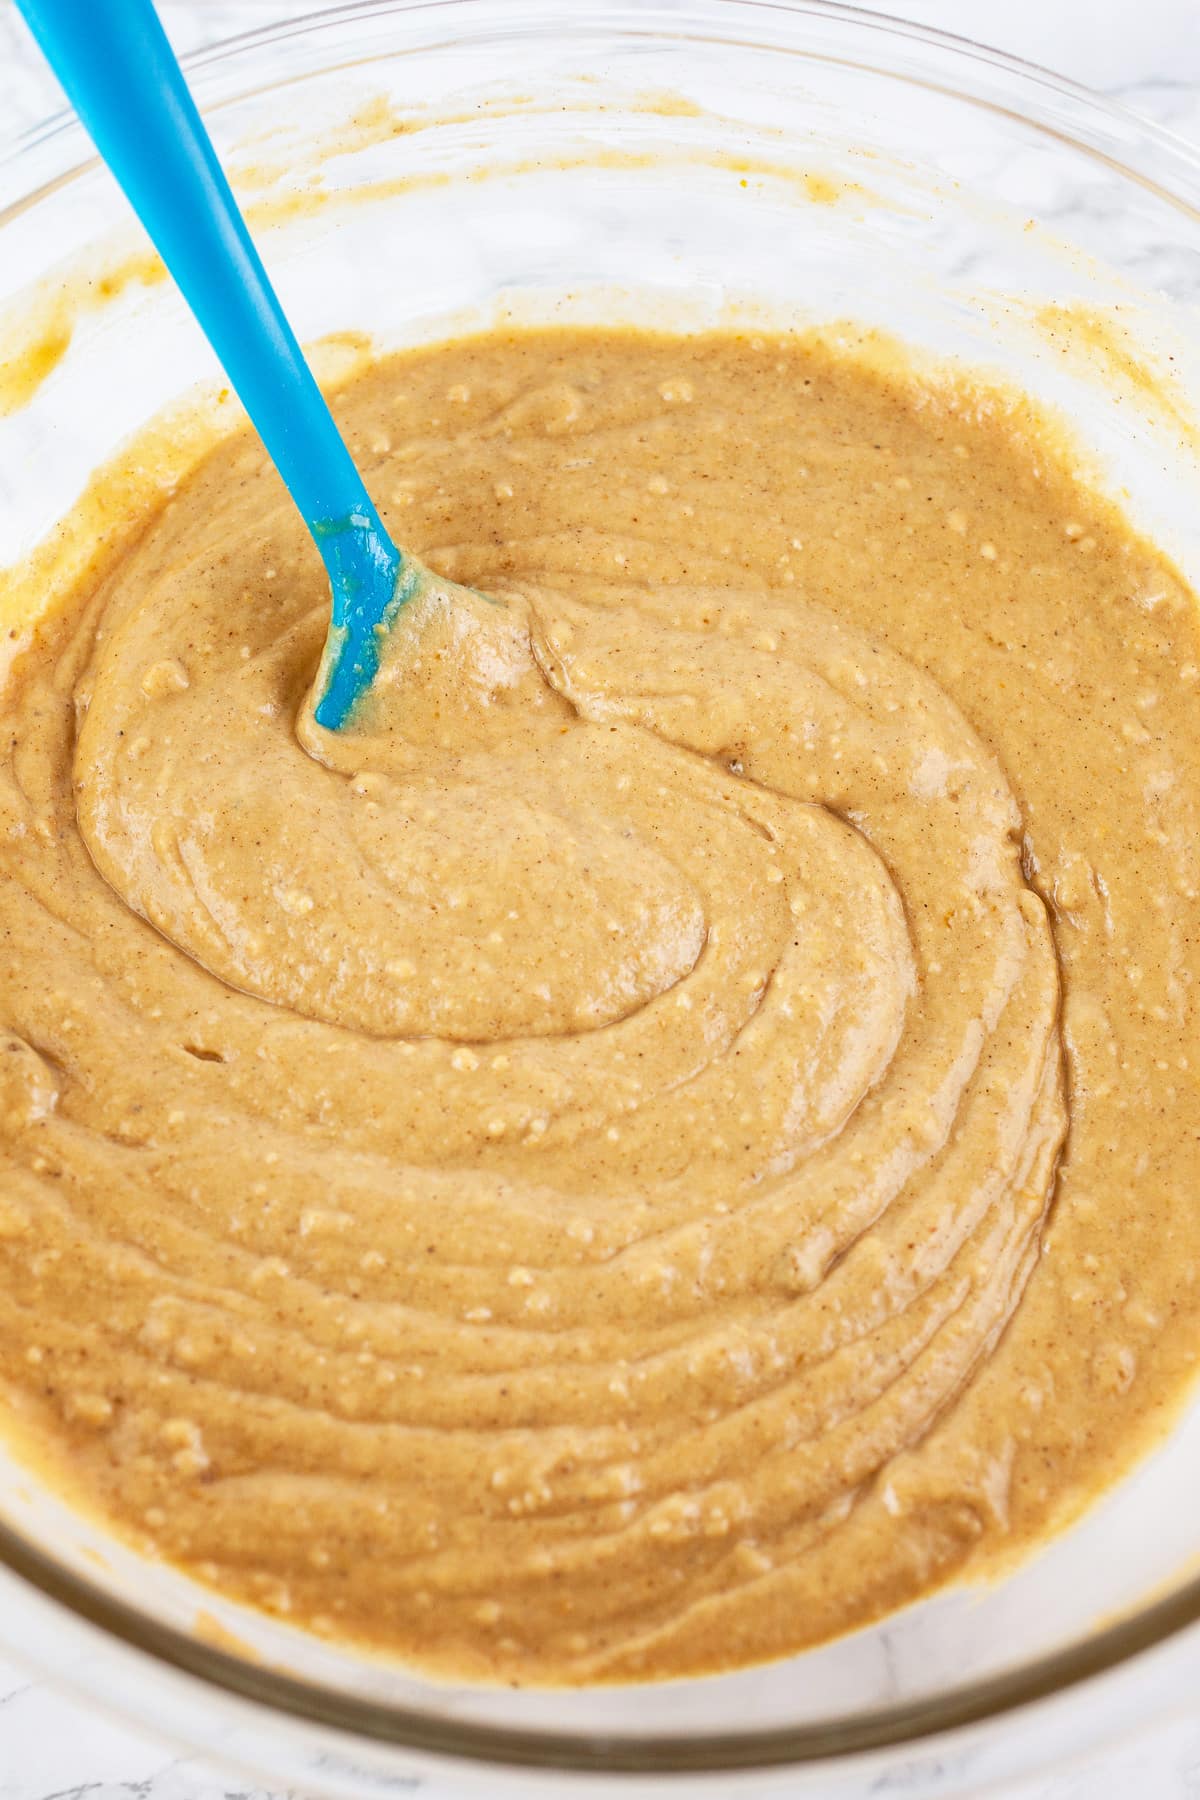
[2,328,1199,1682]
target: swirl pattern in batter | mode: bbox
[1,328,1198,1682]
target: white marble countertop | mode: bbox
[2,1,1200,1796]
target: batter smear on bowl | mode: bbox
[1,327,1198,1683]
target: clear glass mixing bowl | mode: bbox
[1,2,1200,1794]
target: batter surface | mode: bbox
[1,328,1199,1683]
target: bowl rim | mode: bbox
[2,0,1200,1774]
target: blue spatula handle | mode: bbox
[16,0,406,727]
[16,0,380,531]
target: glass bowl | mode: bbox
[1,2,1200,1793]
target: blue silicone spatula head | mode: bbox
[16,0,424,730]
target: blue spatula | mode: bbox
[16,0,427,729]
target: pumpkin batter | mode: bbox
[1,327,1198,1684]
